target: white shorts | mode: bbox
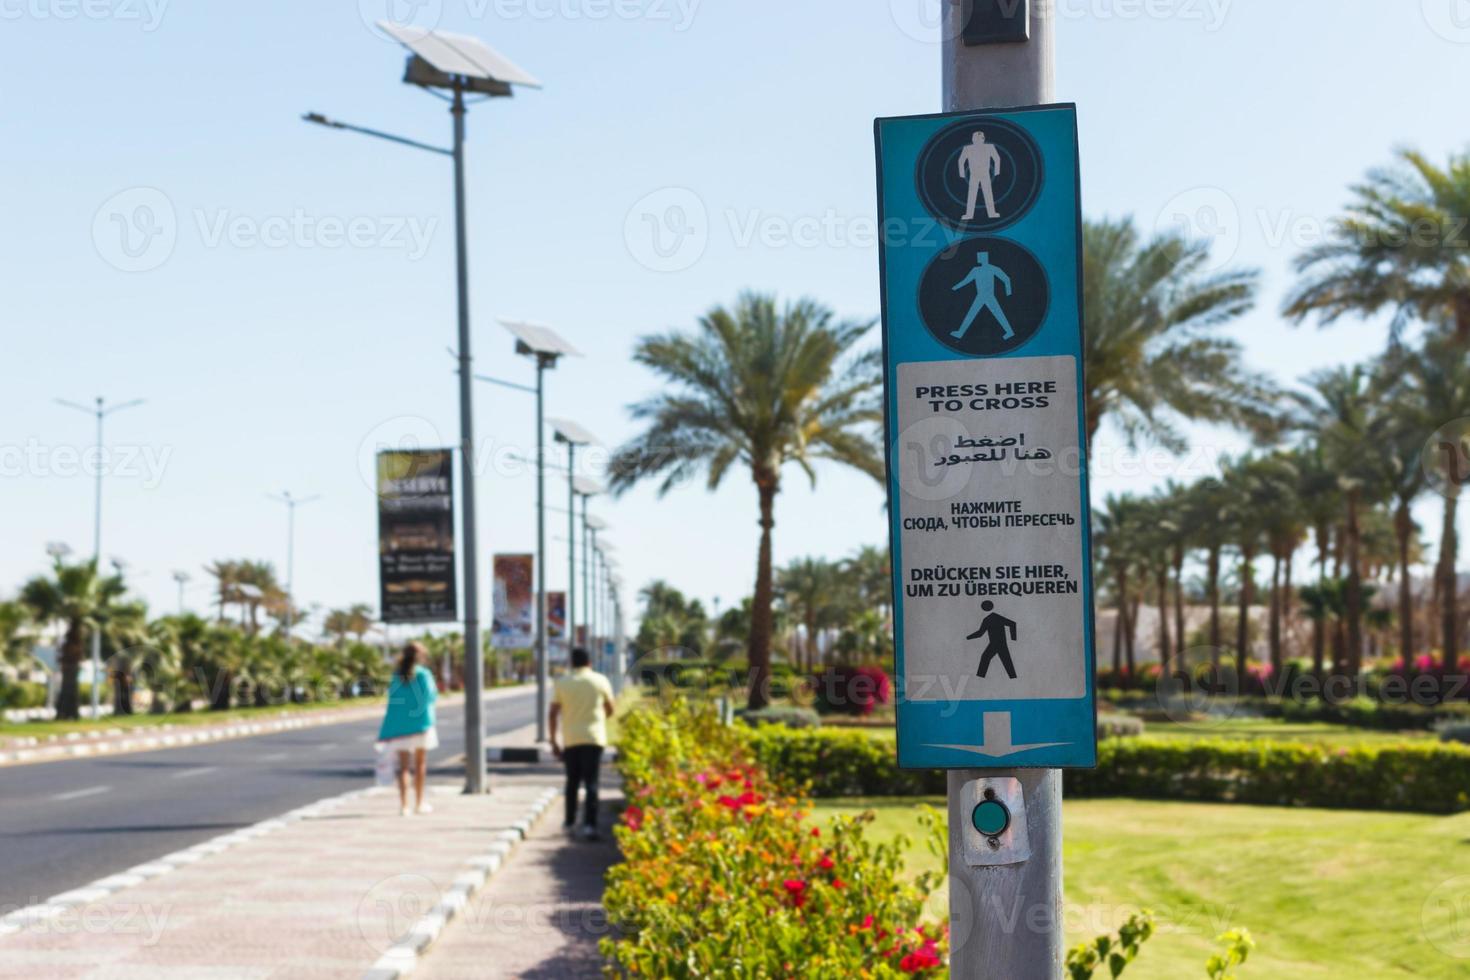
[383,729,440,752]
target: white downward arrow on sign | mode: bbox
[924,712,1068,758]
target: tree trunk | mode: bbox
[1395,501,1415,664]
[805,611,817,673]
[1172,545,1186,662]
[1344,488,1364,677]
[1156,564,1171,674]
[1207,545,1222,668]
[112,660,134,716]
[1268,552,1283,677]
[746,479,778,711]
[1126,594,1141,679]
[1111,595,1123,674]
[55,620,84,721]
[1236,548,1254,682]
[1443,493,1461,675]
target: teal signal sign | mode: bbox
[874,103,1096,770]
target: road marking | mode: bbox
[259,751,289,762]
[52,785,109,801]
[317,743,337,751]
[172,766,218,779]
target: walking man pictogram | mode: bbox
[951,251,1015,341]
[967,600,1018,679]
[959,130,1002,220]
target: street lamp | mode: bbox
[585,513,608,670]
[573,475,603,652]
[549,420,597,651]
[303,23,540,796]
[56,395,144,718]
[172,570,190,615]
[267,491,321,638]
[477,319,580,742]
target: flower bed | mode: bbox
[603,700,949,976]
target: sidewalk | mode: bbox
[414,763,623,980]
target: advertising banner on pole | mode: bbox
[545,590,567,660]
[491,553,535,649]
[377,449,457,625]
[875,103,1096,769]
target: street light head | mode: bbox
[172,570,191,584]
[501,319,580,362]
[379,23,541,96]
[548,418,597,447]
[45,541,72,559]
[573,476,605,497]
[584,514,609,531]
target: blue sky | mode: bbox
[4,0,1468,631]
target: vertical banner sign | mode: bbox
[545,591,567,658]
[490,555,538,646]
[491,554,535,649]
[875,103,1096,769]
[377,449,457,624]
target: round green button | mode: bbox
[972,799,1011,837]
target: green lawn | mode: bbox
[813,796,1470,978]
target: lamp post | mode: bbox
[172,570,190,615]
[573,477,603,654]
[304,24,539,795]
[549,420,596,652]
[56,395,144,718]
[585,514,608,670]
[267,491,320,638]
[478,320,579,742]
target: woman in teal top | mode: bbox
[378,642,439,816]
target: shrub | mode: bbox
[0,680,47,709]
[747,725,1470,814]
[737,705,822,729]
[812,664,893,716]
[605,700,949,976]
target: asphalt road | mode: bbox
[0,689,536,910]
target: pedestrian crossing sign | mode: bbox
[874,103,1097,769]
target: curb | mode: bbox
[362,786,560,980]
[0,786,374,938]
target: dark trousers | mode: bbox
[563,744,603,827]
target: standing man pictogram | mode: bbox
[959,130,1002,220]
[967,600,1018,679]
[951,251,1014,341]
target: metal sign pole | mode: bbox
[943,3,1062,976]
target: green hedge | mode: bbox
[747,726,1470,814]
[0,680,47,709]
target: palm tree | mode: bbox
[1094,494,1146,677]
[0,600,35,672]
[1081,216,1274,449]
[1219,456,1280,679]
[843,545,892,622]
[19,557,130,720]
[1284,148,1470,343]
[1289,366,1393,676]
[1184,476,1233,664]
[608,293,883,709]
[1393,329,1470,671]
[204,559,242,623]
[778,557,842,670]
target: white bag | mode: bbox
[373,744,397,786]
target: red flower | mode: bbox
[900,940,942,972]
[831,878,846,890]
[810,827,821,837]
[859,914,875,931]
[817,854,835,871]
[782,879,808,908]
[623,805,644,832]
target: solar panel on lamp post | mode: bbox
[477,320,581,742]
[303,25,539,795]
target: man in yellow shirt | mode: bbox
[550,647,616,840]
